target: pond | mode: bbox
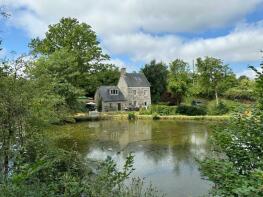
[53,120,214,197]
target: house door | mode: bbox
[117,103,121,111]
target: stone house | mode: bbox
[95,68,151,111]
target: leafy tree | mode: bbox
[224,77,255,101]
[196,57,235,105]
[167,59,191,105]
[85,65,120,97]
[141,60,168,103]
[30,17,107,60]
[29,49,85,109]
[238,75,250,81]
[29,17,119,98]
[0,56,63,178]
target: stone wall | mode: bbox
[127,87,151,108]
[102,101,127,112]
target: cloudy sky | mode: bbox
[0,0,263,76]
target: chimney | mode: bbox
[120,68,126,76]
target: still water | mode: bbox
[54,120,213,197]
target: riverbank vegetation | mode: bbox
[142,58,256,106]
[198,65,263,196]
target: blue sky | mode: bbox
[1,0,263,77]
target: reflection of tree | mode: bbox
[142,142,170,164]
[170,129,209,176]
[171,143,193,176]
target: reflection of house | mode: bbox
[95,68,151,112]
[93,120,152,150]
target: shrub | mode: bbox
[139,108,152,115]
[199,109,263,196]
[139,105,177,115]
[208,101,229,115]
[176,105,207,116]
[207,99,248,115]
[128,112,136,120]
[224,88,255,101]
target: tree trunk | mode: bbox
[215,90,219,106]
[3,153,9,176]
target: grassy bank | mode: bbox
[73,112,230,122]
[137,114,230,121]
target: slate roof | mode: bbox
[96,86,126,102]
[123,73,151,87]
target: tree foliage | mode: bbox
[200,110,263,196]
[141,60,168,103]
[199,62,263,196]
[29,17,119,100]
[250,62,263,109]
[196,57,236,104]
[168,59,192,105]
[224,77,255,101]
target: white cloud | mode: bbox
[103,21,263,63]
[1,0,263,72]
[3,0,262,36]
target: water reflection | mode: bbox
[55,120,213,197]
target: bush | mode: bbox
[199,109,263,196]
[207,99,248,115]
[139,108,152,115]
[176,105,207,116]
[139,105,177,115]
[208,101,229,115]
[224,88,255,101]
[128,112,136,120]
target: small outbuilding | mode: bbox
[94,86,127,112]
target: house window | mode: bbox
[134,101,136,106]
[144,90,147,96]
[133,90,136,95]
[110,89,119,95]
[144,102,147,106]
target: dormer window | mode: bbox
[110,89,119,95]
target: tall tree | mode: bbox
[141,60,168,103]
[29,17,118,99]
[196,57,235,105]
[167,59,191,105]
